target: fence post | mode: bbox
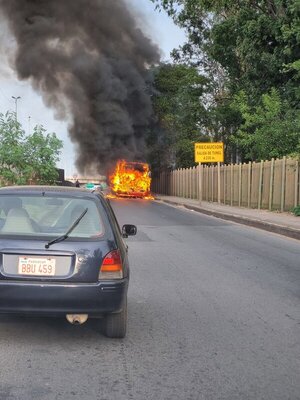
[188,167,190,199]
[217,162,221,204]
[173,170,176,196]
[193,166,197,199]
[203,165,206,201]
[223,165,226,204]
[269,158,274,210]
[182,169,184,198]
[210,165,213,202]
[172,169,176,196]
[189,167,192,199]
[198,163,202,204]
[185,168,190,199]
[183,168,187,199]
[183,168,185,198]
[294,160,299,207]
[166,171,169,195]
[247,162,251,208]
[173,170,175,196]
[281,156,286,212]
[187,168,190,199]
[230,163,233,206]
[182,168,184,197]
[207,165,209,201]
[184,168,186,198]
[183,169,186,198]
[166,171,168,195]
[258,160,264,210]
[238,163,242,207]
[181,168,184,198]
[173,170,176,197]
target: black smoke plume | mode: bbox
[0,0,160,173]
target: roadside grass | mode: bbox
[292,205,300,216]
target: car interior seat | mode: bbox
[2,208,35,234]
[70,205,102,237]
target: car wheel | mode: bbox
[104,297,127,338]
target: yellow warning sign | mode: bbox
[194,142,224,163]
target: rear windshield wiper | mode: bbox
[45,208,88,249]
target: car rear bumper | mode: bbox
[0,279,128,316]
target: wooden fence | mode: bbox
[151,157,300,212]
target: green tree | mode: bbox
[151,0,300,161]
[0,111,63,185]
[148,63,209,169]
[0,112,28,185]
[232,89,300,160]
[25,125,63,184]
[152,0,300,103]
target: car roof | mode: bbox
[0,185,105,199]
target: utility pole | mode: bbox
[28,116,31,135]
[12,96,21,122]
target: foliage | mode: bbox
[292,205,300,216]
[0,112,63,185]
[0,112,26,184]
[232,89,300,160]
[150,0,300,164]
[151,0,300,100]
[148,63,209,169]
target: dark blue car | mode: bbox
[0,186,136,338]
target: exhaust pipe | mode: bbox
[66,314,88,325]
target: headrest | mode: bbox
[2,208,35,234]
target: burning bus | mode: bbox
[109,160,151,198]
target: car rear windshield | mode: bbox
[0,194,104,239]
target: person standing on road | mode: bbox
[75,180,80,188]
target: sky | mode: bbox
[0,0,186,178]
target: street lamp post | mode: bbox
[12,96,21,122]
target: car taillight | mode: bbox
[99,250,123,280]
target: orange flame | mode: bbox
[109,160,152,199]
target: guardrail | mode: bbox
[151,157,300,212]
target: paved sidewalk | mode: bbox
[155,195,300,240]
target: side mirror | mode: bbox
[122,224,137,238]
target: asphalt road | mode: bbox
[0,199,299,400]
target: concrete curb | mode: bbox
[156,198,300,241]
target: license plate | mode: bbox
[18,257,56,276]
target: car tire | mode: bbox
[104,297,127,338]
